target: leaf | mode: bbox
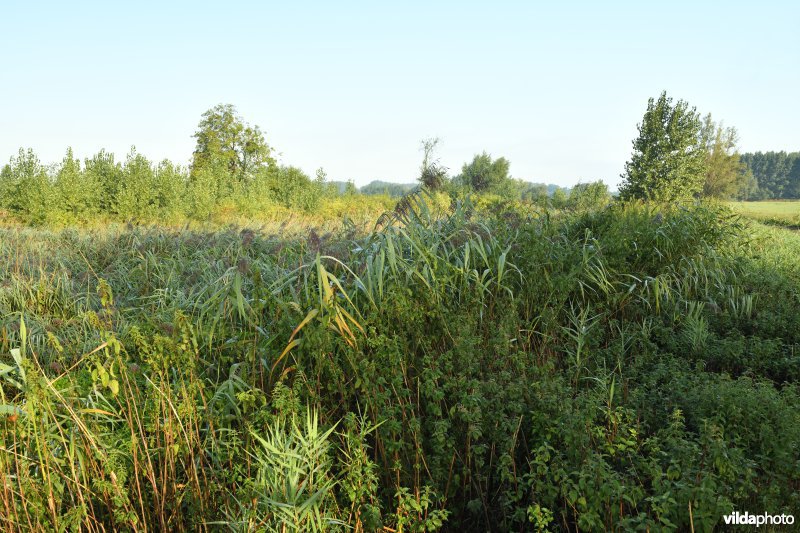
[0,404,24,416]
[79,408,116,417]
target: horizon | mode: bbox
[2,1,798,188]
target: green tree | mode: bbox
[187,161,223,219]
[788,155,800,198]
[55,147,101,222]
[256,165,322,210]
[550,187,568,209]
[154,159,187,220]
[191,104,275,187]
[458,152,510,192]
[740,151,800,199]
[84,149,123,212]
[0,148,53,223]
[117,147,157,219]
[522,182,549,204]
[567,181,611,210]
[619,92,707,202]
[700,115,749,199]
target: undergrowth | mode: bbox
[1,196,798,531]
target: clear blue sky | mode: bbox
[1,1,798,188]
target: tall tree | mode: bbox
[191,104,275,184]
[788,155,800,198]
[700,115,749,199]
[0,148,53,222]
[55,147,100,220]
[740,151,800,199]
[84,149,123,212]
[117,147,158,219]
[619,91,707,202]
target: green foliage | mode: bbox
[360,180,416,197]
[700,115,750,199]
[244,409,340,531]
[418,138,448,191]
[0,148,54,224]
[254,165,325,211]
[739,150,800,199]
[84,149,123,212]
[730,200,800,228]
[564,180,610,211]
[55,147,101,222]
[116,147,162,219]
[1,173,799,531]
[456,151,511,192]
[619,91,707,202]
[191,103,276,184]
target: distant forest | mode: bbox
[739,151,800,199]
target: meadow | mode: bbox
[729,200,800,228]
[1,191,799,532]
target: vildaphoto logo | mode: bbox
[723,511,794,527]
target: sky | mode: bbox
[1,1,798,189]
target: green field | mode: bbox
[729,200,800,227]
[2,197,799,531]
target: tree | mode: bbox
[0,148,53,223]
[521,182,549,204]
[550,187,568,209]
[700,115,750,199]
[418,138,448,191]
[619,92,707,202]
[458,152,510,192]
[116,147,158,219]
[154,159,188,220]
[84,150,123,212]
[55,147,101,221]
[567,181,611,211]
[740,151,800,199]
[191,104,275,185]
[788,155,800,198]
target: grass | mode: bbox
[1,195,799,531]
[729,200,800,228]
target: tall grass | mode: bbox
[1,196,799,531]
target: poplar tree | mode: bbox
[619,92,706,202]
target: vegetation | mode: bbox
[730,200,800,228]
[618,91,708,202]
[360,180,416,197]
[615,92,800,203]
[1,100,799,531]
[700,115,752,199]
[1,191,799,531]
[455,151,512,192]
[738,151,800,200]
[0,107,392,227]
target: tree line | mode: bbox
[0,104,611,225]
[0,105,351,225]
[738,151,800,200]
[4,94,789,226]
